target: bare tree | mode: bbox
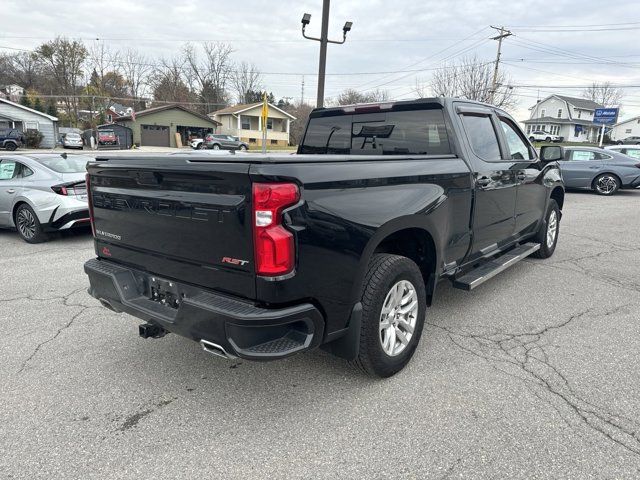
[183,42,233,113]
[582,81,623,107]
[36,37,88,126]
[230,61,263,104]
[149,56,193,105]
[430,55,515,110]
[120,48,153,110]
[334,88,389,106]
[282,102,313,146]
[3,52,43,92]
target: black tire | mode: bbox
[532,199,560,259]
[350,254,427,378]
[195,143,203,150]
[239,145,248,151]
[529,136,535,142]
[212,144,220,150]
[14,204,48,244]
[545,137,551,142]
[5,141,17,151]
[592,173,620,196]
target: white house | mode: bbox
[0,84,25,103]
[523,95,603,143]
[609,116,640,142]
[209,102,296,146]
[0,98,58,148]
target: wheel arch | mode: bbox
[354,222,440,307]
[550,186,564,211]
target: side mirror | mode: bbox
[540,145,564,162]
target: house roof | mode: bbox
[210,102,296,119]
[115,103,221,125]
[613,115,640,127]
[523,116,596,126]
[0,97,58,121]
[554,95,602,111]
[109,102,129,114]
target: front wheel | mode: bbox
[195,143,203,150]
[5,142,17,151]
[212,144,220,150]
[593,173,620,196]
[529,136,535,142]
[545,137,551,142]
[239,145,247,151]
[350,254,427,378]
[15,204,48,243]
[532,199,560,259]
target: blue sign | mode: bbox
[593,108,619,125]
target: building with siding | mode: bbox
[0,98,58,148]
[209,103,296,146]
[523,95,603,143]
[610,116,640,142]
[115,104,221,148]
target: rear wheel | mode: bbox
[350,254,426,378]
[532,199,559,259]
[593,173,620,196]
[15,204,48,243]
[529,136,535,142]
[545,136,551,142]
[195,142,203,150]
[5,141,17,151]
[239,145,247,151]
[212,144,220,150]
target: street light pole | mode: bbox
[301,2,352,108]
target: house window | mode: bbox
[541,109,546,117]
[577,110,581,119]
[266,118,273,130]
[270,139,278,145]
[249,137,257,144]
[557,109,562,118]
[24,121,39,131]
[626,129,632,133]
[241,116,251,130]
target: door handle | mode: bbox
[476,177,491,187]
[6,189,15,194]
[516,172,527,181]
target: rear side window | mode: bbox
[461,114,501,160]
[299,107,451,155]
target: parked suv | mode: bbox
[204,134,248,151]
[528,130,562,143]
[0,128,25,151]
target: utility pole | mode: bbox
[489,26,512,105]
[301,75,305,106]
[301,2,353,108]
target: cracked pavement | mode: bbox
[1,190,640,479]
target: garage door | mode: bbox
[141,124,170,146]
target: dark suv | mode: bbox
[204,134,248,151]
[0,128,25,151]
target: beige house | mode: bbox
[209,102,296,146]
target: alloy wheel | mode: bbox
[379,280,419,357]
[596,175,617,195]
[17,208,36,239]
[546,210,557,248]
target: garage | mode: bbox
[114,104,221,148]
[141,124,170,147]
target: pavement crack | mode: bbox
[428,303,640,457]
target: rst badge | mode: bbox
[221,257,249,266]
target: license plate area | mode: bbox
[148,276,182,309]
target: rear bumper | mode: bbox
[84,258,324,361]
[45,209,90,231]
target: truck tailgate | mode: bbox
[87,159,255,299]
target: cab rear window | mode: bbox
[299,106,451,155]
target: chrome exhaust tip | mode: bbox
[200,339,236,359]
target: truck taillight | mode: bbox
[252,182,300,276]
[86,173,96,237]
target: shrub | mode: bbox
[24,130,44,148]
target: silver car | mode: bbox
[62,132,84,150]
[558,147,640,195]
[0,153,92,243]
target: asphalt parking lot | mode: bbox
[2,190,640,479]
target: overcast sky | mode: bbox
[2,0,640,121]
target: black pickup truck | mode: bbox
[84,98,565,377]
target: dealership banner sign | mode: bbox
[593,108,619,125]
